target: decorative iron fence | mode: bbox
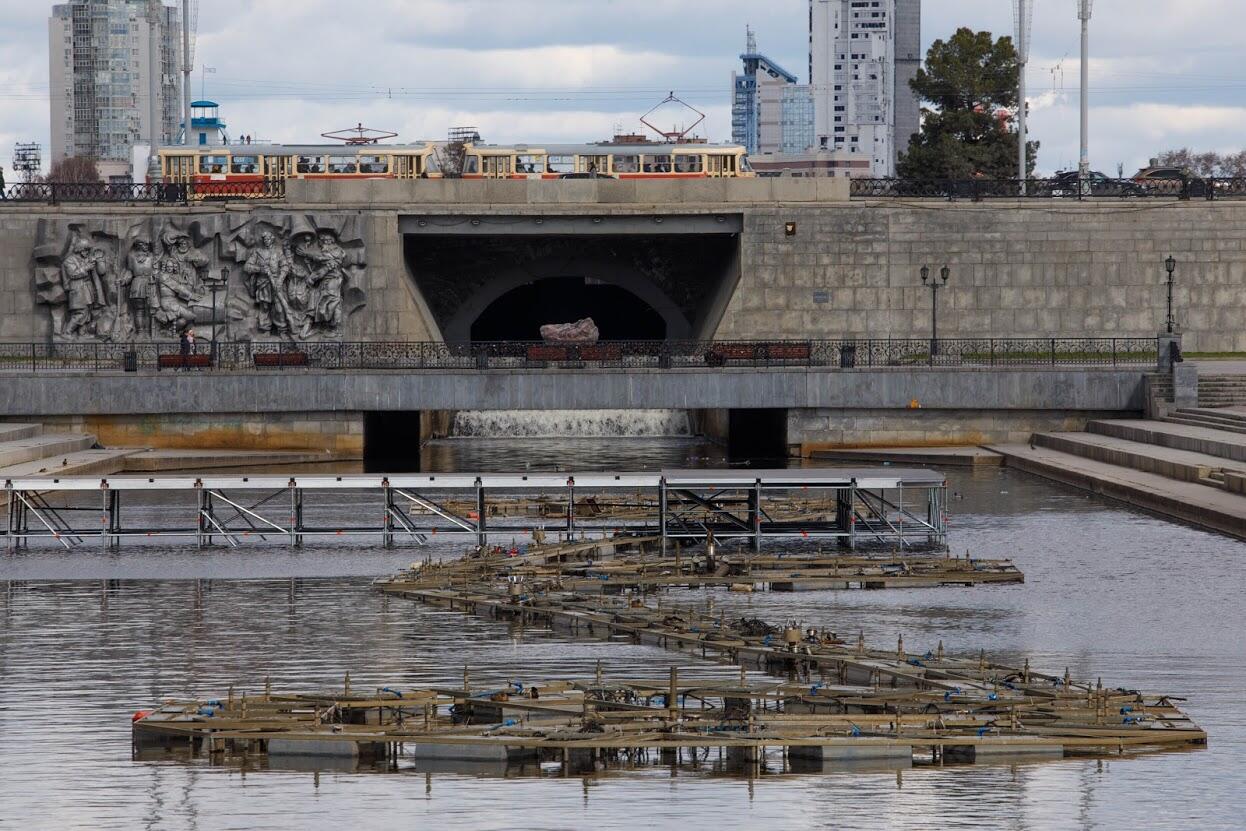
[850,177,1246,201]
[0,178,284,204]
[0,338,1158,373]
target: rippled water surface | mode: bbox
[0,438,1241,830]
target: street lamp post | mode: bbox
[921,264,951,358]
[1164,255,1177,334]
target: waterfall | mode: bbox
[450,410,692,438]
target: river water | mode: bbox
[0,437,1241,830]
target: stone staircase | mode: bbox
[1194,375,1246,408]
[0,423,140,481]
[988,407,1246,539]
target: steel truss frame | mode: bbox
[3,470,947,552]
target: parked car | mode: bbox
[1132,165,1208,196]
[1045,170,1143,197]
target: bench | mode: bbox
[254,352,309,368]
[157,354,211,371]
[705,343,811,366]
[526,345,623,363]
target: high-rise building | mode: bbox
[49,0,182,182]
[809,0,920,176]
[732,29,813,157]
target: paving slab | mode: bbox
[989,443,1246,540]
[1034,431,1246,484]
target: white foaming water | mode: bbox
[451,409,691,438]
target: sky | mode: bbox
[2,0,1245,175]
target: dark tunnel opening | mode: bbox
[471,277,667,341]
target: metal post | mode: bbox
[383,486,394,548]
[1165,256,1177,334]
[1014,0,1031,192]
[475,478,487,548]
[566,477,576,542]
[1078,1,1094,187]
[181,0,192,146]
[659,478,668,556]
[750,479,762,553]
[147,0,162,177]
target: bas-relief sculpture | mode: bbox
[31,214,367,342]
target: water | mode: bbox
[0,440,1242,829]
[450,409,692,438]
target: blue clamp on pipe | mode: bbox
[988,692,998,701]
[1120,706,1133,714]
[380,687,403,699]
[977,727,989,736]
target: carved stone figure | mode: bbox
[120,238,156,336]
[33,214,368,343]
[152,257,197,334]
[61,238,99,337]
[244,230,292,336]
[306,231,347,336]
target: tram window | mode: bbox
[516,154,545,174]
[297,155,325,173]
[548,155,574,174]
[581,155,608,174]
[358,155,389,174]
[674,155,703,173]
[230,155,259,174]
[643,155,673,173]
[613,155,640,173]
[463,156,479,174]
[328,156,359,174]
[739,155,753,172]
[426,154,441,174]
[199,155,228,174]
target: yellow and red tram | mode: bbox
[157,139,752,196]
[460,142,752,179]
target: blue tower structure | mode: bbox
[180,100,230,146]
[731,29,799,155]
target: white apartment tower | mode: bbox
[49,0,182,181]
[809,0,920,176]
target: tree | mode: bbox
[897,28,1039,180]
[1154,149,1246,178]
[45,156,102,183]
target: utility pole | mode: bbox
[182,0,192,145]
[147,0,162,178]
[1013,0,1032,190]
[1078,0,1094,183]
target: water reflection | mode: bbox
[0,438,1242,830]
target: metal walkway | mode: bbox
[3,469,947,552]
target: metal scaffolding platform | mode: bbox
[2,469,947,552]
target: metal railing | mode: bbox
[0,337,1158,373]
[0,178,285,205]
[850,176,1246,201]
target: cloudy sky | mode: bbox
[1,0,1243,175]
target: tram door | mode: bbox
[482,155,513,178]
[395,154,414,179]
[165,154,194,183]
[265,155,292,179]
[707,155,724,178]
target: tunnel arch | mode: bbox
[443,256,693,343]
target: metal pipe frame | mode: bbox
[1,469,947,552]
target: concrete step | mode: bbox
[987,443,1246,540]
[1161,415,1246,435]
[120,448,355,472]
[0,423,43,443]
[1032,432,1246,485]
[1088,419,1246,463]
[0,448,141,479]
[0,434,96,470]
[1172,408,1246,428]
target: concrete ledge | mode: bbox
[411,739,538,763]
[0,368,1147,416]
[810,447,1004,467]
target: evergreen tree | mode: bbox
[897,28,1038,179]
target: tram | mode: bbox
[461,141,752,179]
[156,139,753,195]
[158,142,441,192]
